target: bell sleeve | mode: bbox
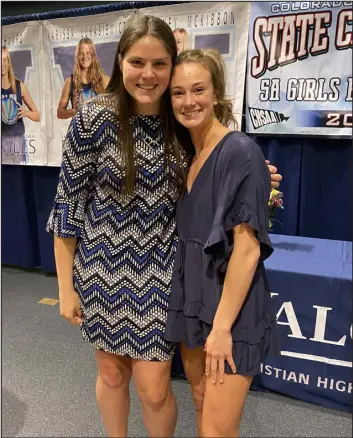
[204,134,273,264]
[46,105,99,238]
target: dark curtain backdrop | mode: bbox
[3,136,351,272]
[2,3,352,272]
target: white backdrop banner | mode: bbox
[246,1,352,137]
[42,9,135,166]
[1,2,250,166]
[1,21,46,165]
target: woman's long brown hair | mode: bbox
[104,14,187,196]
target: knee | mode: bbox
[98,367,130,390]
[191,385,204,413]
[140,385,170,411]
[202,413,240,437]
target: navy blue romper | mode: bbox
[164,131,280,375]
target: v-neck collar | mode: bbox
[186,131,233,197]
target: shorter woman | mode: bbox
[57,38,110,119]
[165,49,280,437]
[1,46,40,164]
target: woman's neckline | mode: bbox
[2,79,11,90]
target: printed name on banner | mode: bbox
[47,20,128,41]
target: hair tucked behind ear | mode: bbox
[174,48,238,129]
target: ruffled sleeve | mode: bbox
[46,104,100,238]
[204,133,273,265]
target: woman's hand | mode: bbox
[17,104,29,119]
[204,329,236,384]
[266,160,282,189]
[59,288,83,325]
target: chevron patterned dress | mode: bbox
[47,98,185,361]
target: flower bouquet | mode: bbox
[268,189,284,232]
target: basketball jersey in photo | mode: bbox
[1,79,25,136]
[69,74,98,108]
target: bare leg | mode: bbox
[202,372,253,437]
[95,349,132,437]
[180,343,206,437]
[132,358,177,437]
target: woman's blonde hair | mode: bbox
[2,47,18,94]
[174,48,238,128]
[73,38,106,97]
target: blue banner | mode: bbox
[253,235,352,412]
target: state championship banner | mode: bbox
[1,2,249,166]
[246,1,352,137]
[1,22,46,165]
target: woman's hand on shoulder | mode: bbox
[266,160,282,188]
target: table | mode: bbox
[171,234,352,412]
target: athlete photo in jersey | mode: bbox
[1,47,40,164]
[57,38,110,119]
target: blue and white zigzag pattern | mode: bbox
[47,97,186,360]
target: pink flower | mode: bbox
[275,198,283,207]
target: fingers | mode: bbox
[206,356,236,383]
[270,167,282,189]
[205,351,211,377]
[265,159,270,164]
[60,308,83,325]
[65,315,81,325]
[205,345,220,384]
[227,355,237,374]
[62,315,79,325]
[16,102,23,116]
[75,307,83,324]
[218,359,225,384]
[270,173,282,189]
[272,173,283,182]
[211,356,218,384]
[268,164,277,174]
